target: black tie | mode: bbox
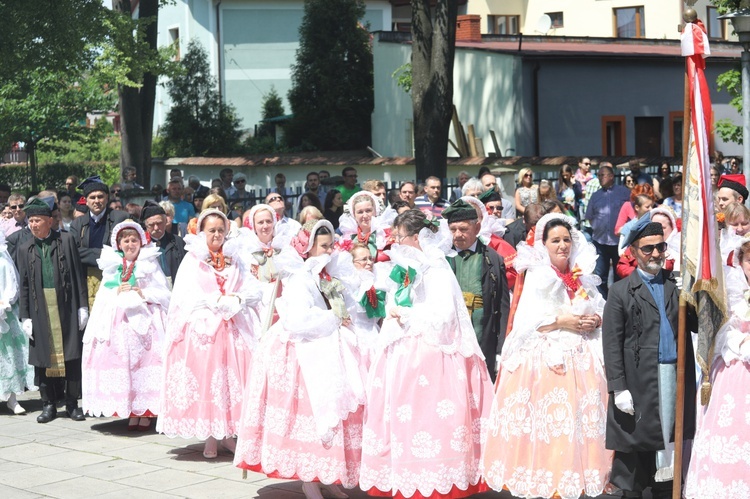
[459,249,473,259]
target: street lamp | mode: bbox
[720,2,750,183]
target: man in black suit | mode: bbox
[69,176,128,308]
[141,201,186,287]
[602,216,697,499]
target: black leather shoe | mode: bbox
[67,406,85,421]
[37,404,57,423]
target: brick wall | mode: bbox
[456,15,481,43]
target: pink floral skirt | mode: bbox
[157,320,252,440]
[234,333,363,488]
[359,335,493,499]
[685,358,750,498]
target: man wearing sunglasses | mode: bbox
[602,215,696,499]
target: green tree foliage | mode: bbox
[257,87,286,138]
[285,0,374,150]
[0,0,106,77]
[0,1,112,190]
[710,1,743,144]
[161,40,243,156]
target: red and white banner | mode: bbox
[680,20,727,405]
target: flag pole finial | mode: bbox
[684,8,698,23]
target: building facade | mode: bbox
[155,0,391,133]
[470,0,733,41]
[371,29,743,160]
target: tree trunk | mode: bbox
[410,0,457,182]
[28,140,37,192]
[113,0,159,189]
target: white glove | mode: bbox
[217,295,242,321]
[22,319,33,339]
[740,338,750,362]
[674,275,683,290]
[614,389,635,415]
[78,308,89,331]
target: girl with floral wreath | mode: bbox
[82,221,170,430]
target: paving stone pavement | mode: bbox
[1,391,629,498]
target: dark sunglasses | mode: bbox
[9,205,22,210]
[637,242,667,255]
[267,196,283,202]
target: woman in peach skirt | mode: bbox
[482,214,613,499]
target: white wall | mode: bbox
[468,0,735,40]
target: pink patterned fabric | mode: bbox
[157,252,259,440]
[684,359,750,498]
[82,300,166,417]
[234,332,363,487]
[82,246,170,418]
[359,335,492,498]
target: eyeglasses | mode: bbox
[637,242,667,255]
[583,162,591,166]
[353,256,374,264]
[9,205,21,210]
[267,196,283,202]
[235,180,246,183]
[486,205,499,213]
[524,173,532,178]
[112,189,121,194]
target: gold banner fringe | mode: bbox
[700,380,712,406]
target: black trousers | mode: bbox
[611,450,673,499]
[34,359,82,408]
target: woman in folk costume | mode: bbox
[339,190,391,262]
[684,236,750,498]
[359,209,494,499]
[234,219,365,499]
[482,213,612,499]
[241,203,295,326]
[82,221,170,430]
[157,208,263,459]
[0,229,34,415]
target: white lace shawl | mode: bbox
[268,251,366,445]
[500,234,605,374]
[375,241,482,359]
[166,233,263,349]
[84,243,170,343]
[0,239,18,334]
[714,265,750,365]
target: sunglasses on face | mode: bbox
[524,173,532,178]
[267,196,283,202]
[637,242,667,255]
[9,205,22,210]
